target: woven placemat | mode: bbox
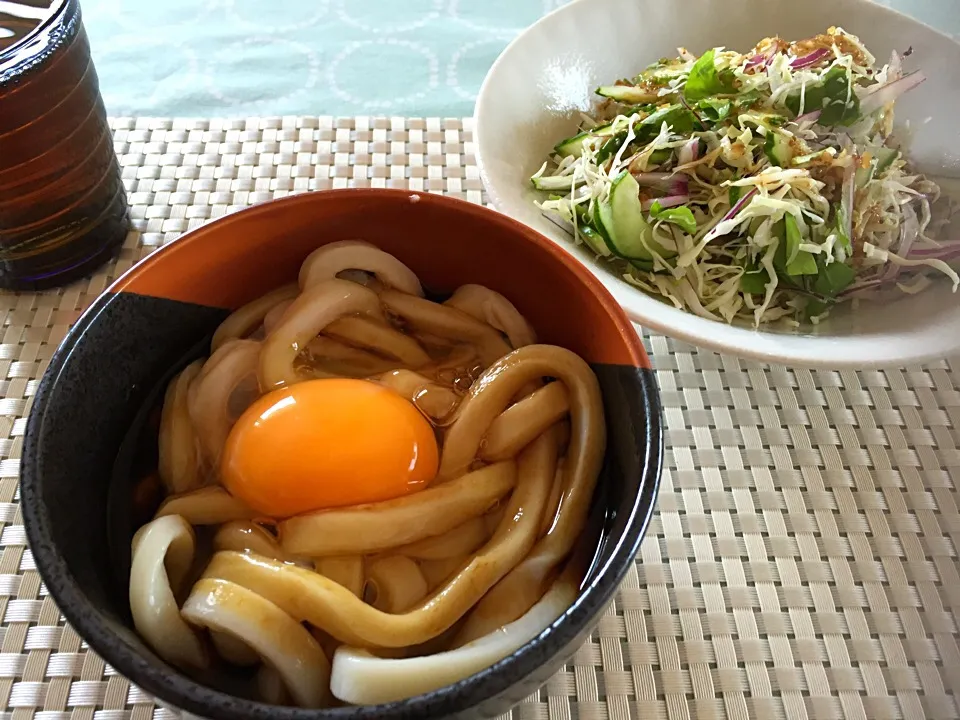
[1,116,958,720]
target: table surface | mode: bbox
[0,116,958,720]
[6,2,960,718]
[79,0,960,118]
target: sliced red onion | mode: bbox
[701,187,759,243]
[745,40,784,73]
[790,48,831,69]
[795,110,822,124]
[677,138,700,166]
[630,172,676,192]
[634,169,688,197]
[641,194,690,211]
[632,172,673,181]
[897,204,921,257]
[722,186,758,223]
[842,250,960,296]
[909,244,960,261]
[859,71,927,115]
[840,278,891,296]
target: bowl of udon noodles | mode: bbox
[20,189,663,720]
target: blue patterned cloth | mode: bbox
[81,0,959,118]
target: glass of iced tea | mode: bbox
[0,0,128,290]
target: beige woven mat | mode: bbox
[0,117,958,720]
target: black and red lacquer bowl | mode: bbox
[20,189,663,720]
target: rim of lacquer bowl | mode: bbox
[21,189,664,720]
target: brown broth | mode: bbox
[0,0,128,290]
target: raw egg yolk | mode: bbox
[221,378,439,517]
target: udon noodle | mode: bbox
[129,240,606,706]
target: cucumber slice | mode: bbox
[531,175,586,191]
[596,85,660,104]
[648,148,673,166]
[570,205,613,258]
[553,122,616,158]
[596,132,628,164]
[578,225,612,257]
[597,171,677,261]
[763,131,793,168]
[591,202,619,256]
[792,150,828,166]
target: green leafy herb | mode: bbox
[734,89,764,111]
[635,104,697,140]
[649,201,698,235]
[812,258,856,296]
[622,103,658,117]
[728,186,742,207]
[683,49,738,101]
[740,266,770,294]
[802,298,832,321]
[785,66,860,126]
[789,252,819,276]
[739,113,788,132]
[763,133,779,166]
[698,97,732,123]
[874,147,899,175]
[772,220,790,274]
[833,203,852,252]
[784,214,818,275]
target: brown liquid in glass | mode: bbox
[0,0,128,290]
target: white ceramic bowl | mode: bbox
[475,0,960,368]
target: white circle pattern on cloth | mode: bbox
[79,0,960,118]
[227,0,331,33]
[334,0,444,35]
[327,40,441,111]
